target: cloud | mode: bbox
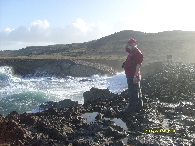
[0,19,114,50]
[72,18,89,32]
[30,20,50,29]
[0,28,14,38]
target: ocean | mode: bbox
[0,66,128,116]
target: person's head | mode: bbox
[127,38,137,50]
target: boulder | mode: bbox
[19,113,38,125]
[83,88,115,104]
[5,111,20,122]
[39,99,78,110]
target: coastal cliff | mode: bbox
[0,58,116,77]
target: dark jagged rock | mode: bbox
[0,114,3,122]
[95,113,104,120]
[83,87,115,104]
[0,118,28,145]
[19,113,38,125]
[5,111,20,122]
[39,99,78,110]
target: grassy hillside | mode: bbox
[1,30,195,65]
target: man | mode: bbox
[122,38,144,114]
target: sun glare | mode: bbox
[132,0,195,32]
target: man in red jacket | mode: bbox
[123,38,144,114]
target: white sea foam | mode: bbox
[0,66,128,116]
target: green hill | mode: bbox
[1,30,195,64]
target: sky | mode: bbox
[0,0,195,50]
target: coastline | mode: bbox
[1,62,195,145]
[0,58,117,78]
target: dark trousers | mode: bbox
[125,76,143,114]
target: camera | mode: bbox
[122,62,125,68]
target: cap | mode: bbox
[128,38,136,44]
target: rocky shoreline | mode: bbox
[0,58,116,78]
[1,62,195,145]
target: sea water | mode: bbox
[0,66,128,116]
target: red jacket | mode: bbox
[124,48,143,77]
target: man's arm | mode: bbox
[133,64,141,84]
[134,51,143,76]
[134,64,141,77]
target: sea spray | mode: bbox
[0,66,128,116]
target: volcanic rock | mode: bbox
[0,114,3,122]
[19,113,38,126]
[5,111,20,122]
[95,113,104,120]
[83,87,115,104]
[39,99,78,110]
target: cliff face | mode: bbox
[0,58,171,78]
[0,59,115,77]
